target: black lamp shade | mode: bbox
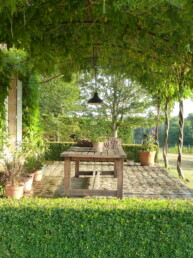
[87,92,103,105]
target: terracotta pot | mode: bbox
[140,151,156,166]
[34,169,43,181]
[92,142,104,152]
[23,174,34,192]
[6,184,24,199]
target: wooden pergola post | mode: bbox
[7,78,22,152]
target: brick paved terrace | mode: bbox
[30,161,193,199]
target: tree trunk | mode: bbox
[56,125,60,142]
[111,86,118,138]
[112,128,118,137]
[112,119,118,137]
[154,97,160,164]
[177,99,186,179]
[155,97,160,146]
[163,98,169,168]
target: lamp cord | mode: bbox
[93,45,97,91]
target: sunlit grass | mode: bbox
[168,145,193,154]
[159,149,193,189]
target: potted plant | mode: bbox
[33,158,44,182]
[22,173,34,193]
[139,131,158,166]
[21,155,37,192]
[90,135,107,152]
[0,171,6,197]
[23,154,45,182]
[1,152,25,199]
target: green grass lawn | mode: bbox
[159,150,193,189]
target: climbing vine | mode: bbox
[0,48,42,152]
[21,73,44,151]
[1,0,193,76]
[0,51,11,151]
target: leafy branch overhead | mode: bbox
[0,0,193,77]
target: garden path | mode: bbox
[30,162,193,199]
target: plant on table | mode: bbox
[90,134,107,152]
[86,120,108,152]
[90,135,107,143]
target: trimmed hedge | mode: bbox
[45,142,159,162]
[0,198,193,257]
[122,144,142,162]
[45,142,75,161]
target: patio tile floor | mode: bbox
[30,161,193,199]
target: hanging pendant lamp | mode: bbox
[88,92,103,105]
[87,45,104,105]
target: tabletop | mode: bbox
[60,146,127,159]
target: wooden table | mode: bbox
[60,146,127,198]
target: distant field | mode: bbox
[159,151,193,189]
[168,145,193,154]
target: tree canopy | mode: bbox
[80,72,154,136]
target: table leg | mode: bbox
[114,160,118,178]
[75,160,80,177]
[117,159,124,199]
[64,157,71,197]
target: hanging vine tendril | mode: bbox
[103,0,106,14]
